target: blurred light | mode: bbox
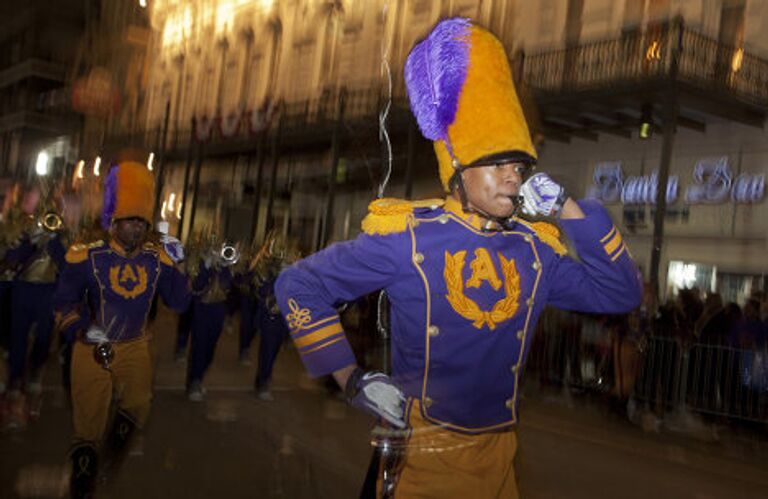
[147,152,155,171]
[93,156,102,177]
[163,7,192,47]
[645,40,661,61]
[75,160,85,179]
[669,262,698,290]
[259,0,273,10]
[168,192,176,211]
[731,47,744,73]
[639,104,653,140]
[176,199,182,219]
[139,0,147,8]
[161,200,168,221]
[35,151,50,176]
[639,122,651,139]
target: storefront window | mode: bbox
[667,260,716,297]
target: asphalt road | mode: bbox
[2,308,767,498]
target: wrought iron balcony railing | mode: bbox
[105,85,411,156]
[520,18,768,108]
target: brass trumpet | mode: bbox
[219,243,240,266]
[39,212,63,232]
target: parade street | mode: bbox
[2,307,767,499]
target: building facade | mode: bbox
[132,0,768,303]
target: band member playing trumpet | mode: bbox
[53,157,190,498]
[4,208,67,429]
[186,241,236,401]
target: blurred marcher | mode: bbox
[53,160,190,498]
[174,305,193,363]
[251,233,294,401]
[187,249,233,401]
[3,211,67,429]
[235,265,258,365]
[276,18,642,498]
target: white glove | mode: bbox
[520,172,568,217]
[161,234,185,263]
[85,325,108,344]
[346,368,407,429]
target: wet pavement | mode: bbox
[2,307,767,498]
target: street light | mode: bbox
[35,151,50,176]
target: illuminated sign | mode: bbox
[589,157,765,204]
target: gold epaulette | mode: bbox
[143,241,175,266]
[158,247,175,266]
[361,198,444,235]
[518,221,567,256]
[65,240,104,264]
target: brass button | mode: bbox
[526,298,534,307]
[505,398,514,409]
[523,234,532,243]
[532,261,540,270]
[428,325,440,337]
[516,329,524,340]
[511,364,520,374]
[438,214,449,224]
[414,253,424,264]
[423,397,433,408]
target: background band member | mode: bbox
[251,233,293,401]
[276,18,642,498]
[4,209,67,428]
[53,159,189,498]
[186,242,234,401]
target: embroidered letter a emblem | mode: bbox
[444,250,521,330]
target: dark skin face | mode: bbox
[458,162,527,219]
[112,217,149,253]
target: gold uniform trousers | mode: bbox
[70,339,152,443]
[389,401,519,499]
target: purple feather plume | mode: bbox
[101,163,118,230]
[404,17,471,142]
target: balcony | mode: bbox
[517,18,768,140]
[0,109,80,135]
[106,85,413,159]
[0,58,66,89]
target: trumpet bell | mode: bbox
[40,212,63,232]
[220,244,240,266]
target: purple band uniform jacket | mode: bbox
[275,199,642,433]
[54,240,191,343]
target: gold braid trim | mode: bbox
[361,198,444,235]
[444,251,520,330]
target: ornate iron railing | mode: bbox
[106,85,410,154]
[521,19,768,107]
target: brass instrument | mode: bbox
[219,243,240,266]
[39,211,63,232]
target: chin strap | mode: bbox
[449,164,525,232]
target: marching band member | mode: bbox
[275,18,642,498]
[3,209,67,428]
[53,158,189,498]
[186,242,234,401]
[251,233,293,401]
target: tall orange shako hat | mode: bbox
[101,161,155,229]
[404,18,537,193]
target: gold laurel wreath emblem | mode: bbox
[109,264,149,299]
[444,251,520,330]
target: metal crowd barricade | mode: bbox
[526,311,768,424]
